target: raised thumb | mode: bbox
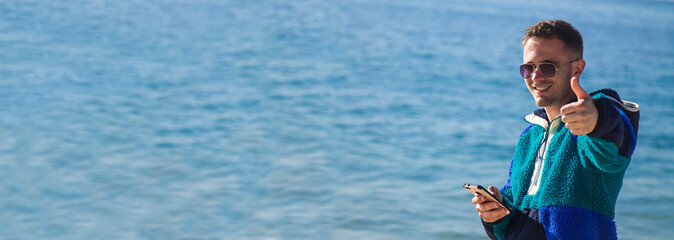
[571,77,590,100]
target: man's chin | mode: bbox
[534,98,551,107]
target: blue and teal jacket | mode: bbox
[483,89,639,240]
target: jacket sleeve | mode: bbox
[580,95,638,173]
[481,189,548,240]
[587,93,639,158]
[481,194,514,240]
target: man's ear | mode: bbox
[574,59,586,77]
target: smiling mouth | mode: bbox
[533,85,551,91]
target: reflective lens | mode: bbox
[539,63,557,77]
[519,62,558,79]
[519,64,534,79]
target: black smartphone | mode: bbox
[464,183,511,214]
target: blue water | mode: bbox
[0,0,672,239]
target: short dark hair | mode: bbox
[522,20,583,59]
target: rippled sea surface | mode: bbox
[0,0,672,239]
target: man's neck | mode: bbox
[543,107,560,122]
[543,96,579,122]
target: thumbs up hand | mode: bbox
[560,77,598,135]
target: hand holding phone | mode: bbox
[464,183,511,215]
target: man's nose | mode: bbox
[531,66,546,80]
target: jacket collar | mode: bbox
[525,110,550,129]
[525,98,576,129]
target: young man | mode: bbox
[471,20,640,239]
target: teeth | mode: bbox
[534,86,551,91]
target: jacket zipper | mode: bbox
[527,116,561,195]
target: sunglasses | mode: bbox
[519,59,579,79]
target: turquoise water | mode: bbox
[0,0,672,239]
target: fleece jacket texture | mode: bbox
[482,89,639,240]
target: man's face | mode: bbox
[522,38,576,110]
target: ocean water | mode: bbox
[0,0,672,239]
